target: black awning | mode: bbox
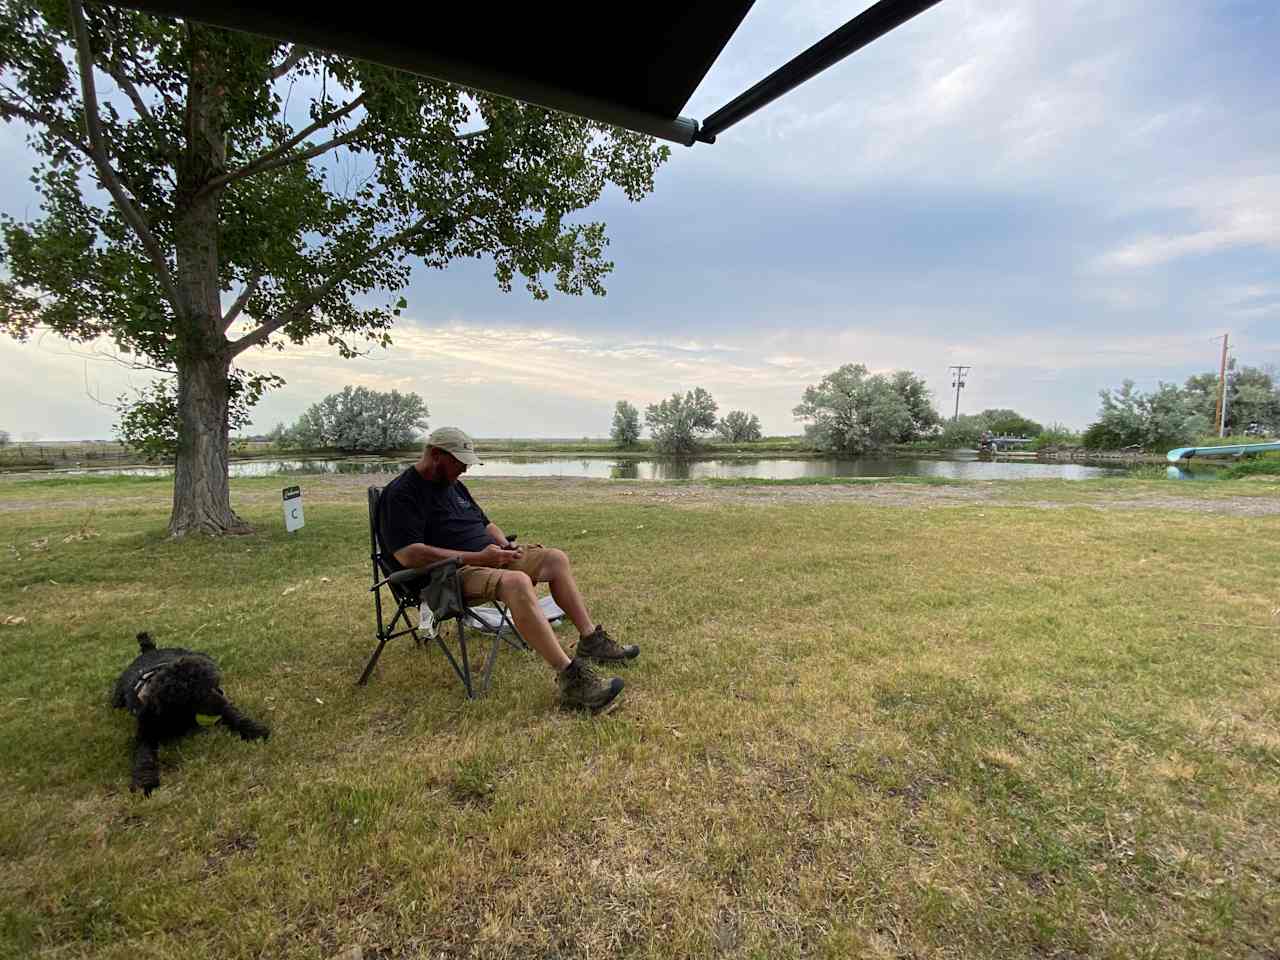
[111,1,943,146]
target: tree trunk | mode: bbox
[170,350,248,536]
[168,25,243,537]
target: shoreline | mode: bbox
[0,445,1179,475]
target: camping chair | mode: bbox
[360,484,562,698]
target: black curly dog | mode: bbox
[111,632,269,795]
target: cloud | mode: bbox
[1095,175,1280,271]
[1,1,1276,441]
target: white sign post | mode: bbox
[282,485,305,532]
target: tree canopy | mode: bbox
[977,408,1043,438]
[610,400,641,447]
[793,364,941,455]
[0,0,667,534]
[717,410,762,443]
[645,388,717,455]
[1082,380,1210,450]
[279,386,428,452]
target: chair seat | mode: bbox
[467,595,565,634]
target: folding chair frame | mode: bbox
[360,485,527,699]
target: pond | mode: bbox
[78,453,1139,481]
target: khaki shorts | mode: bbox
[458,545,548,602]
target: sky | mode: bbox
[1,0,1277,440]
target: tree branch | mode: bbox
[220,274,261,332]
[0,82,99,160]
[228,215,431,357]
[68,0,180,308]
[0,89,156,204]
[198,92,369,197]
[100,58,154,124]
[270,44,310,81]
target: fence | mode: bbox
[0,443,141,469]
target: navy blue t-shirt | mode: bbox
[378,467,492,570]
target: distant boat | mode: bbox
[1167,440,1280,462]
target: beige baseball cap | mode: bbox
[426,426,483,465]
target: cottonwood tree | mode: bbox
[793,364,914,455]
[976,408,1043,438]
[610,400,640,447]
[795,364,944,454]
[889,370,942,442]
[0,0,666,535]
[1082,380,1209,450]
[1226,366,1280,434]
[283,386,427,452]
[645,388,717,454]
[716,409,762,443]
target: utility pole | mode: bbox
[1213,333,1229,437]
[948,365,970,421]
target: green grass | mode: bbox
[1222,458,1280,480]
[1,474,1278,958]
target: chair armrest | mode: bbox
[372,557,459,592]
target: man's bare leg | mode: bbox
[533,548,594,637]
[494,569,624,714]
[495,571,570,669]
[533,547,639,662]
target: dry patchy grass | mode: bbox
[0,474,1277,958]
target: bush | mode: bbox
[794,364,918,455]
[284,386,428,452]
[1083,380,1209,451]
[979,408,1043,438]
[1221,455,1280,479]
[645,388,717,454]
[610,400,641,447]
[1030,422,1081,450]
[936,414,989,448]
[717,410,763,443]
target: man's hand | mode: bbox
[475,543,517,567]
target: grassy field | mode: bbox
[1,473,1277,959]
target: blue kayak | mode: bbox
[1167,441,1280,462]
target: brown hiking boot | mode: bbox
[577,625,639,663]
[557,658,624,715]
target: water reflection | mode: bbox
[588,457,1126,481]
[67,454,1137,481]
[1165,465,1225,481]
[234,455,1127,481]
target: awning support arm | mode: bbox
[694,0,945,144]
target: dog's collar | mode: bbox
[132,666,163,703]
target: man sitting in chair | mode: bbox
[379,426,638,714]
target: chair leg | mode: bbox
[458,618,475,699]
[479,629,501,695]
[361,596,421,685]
[358,636,390,685]
[431,618,478,699]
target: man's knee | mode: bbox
[496,570,536,604]
[543,547,569,574]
